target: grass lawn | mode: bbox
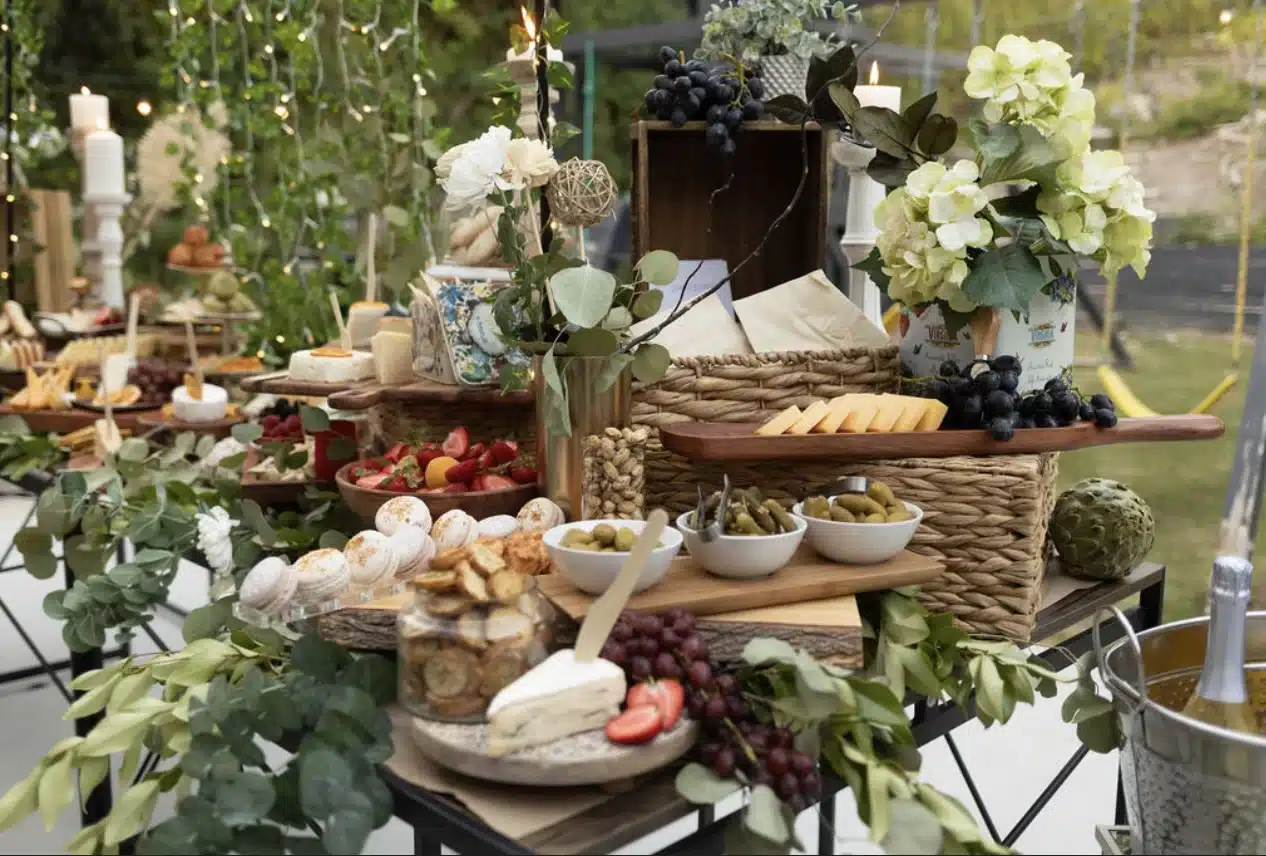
[1063,329,1257,621]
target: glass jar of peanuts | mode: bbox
[397,564,557,723]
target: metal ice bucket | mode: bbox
[1094,607,1266,855]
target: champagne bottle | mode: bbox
[1182,555,1258,733]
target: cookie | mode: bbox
[344,530,399,587]
[516,497,564,533]
[390,526,436,579]
[476,514,518,540]
[432,509,477,551]
[292,548,352,605]
[239,556,297,615]
[375,496,433,537]
[467,541,507,577]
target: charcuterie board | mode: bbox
[327,377,534,411]
[239,370,372,398]
[658,414,1225,462]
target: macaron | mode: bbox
[431,509,478,551]
[292,548,352,605]
[238,556,297,616]
[390,525,437,579]
[516,497,565,533]
[375,495,433,537]
[477,514,518,540]
[344,530,399,588]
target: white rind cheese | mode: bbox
[172,384,228,423]
[288,349,375,383]
[371,330,414,384]
[486,649,626,757]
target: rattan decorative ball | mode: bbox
[545,158,618,227]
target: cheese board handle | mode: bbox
[574,508,669,663]
[327,383,386,410]
[969,306,1001,361]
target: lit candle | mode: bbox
[506,7,536,62]
[69,87,110,130]
[84,124,125,197]
[854,62,902,113]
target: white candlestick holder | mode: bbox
[833,134,886,328]
[84,191,132,309]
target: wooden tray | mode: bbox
[240,474,332,505]
[658,414,1226,462]
[240,370,373,398]
[327,378,534,411]
[136,411,243,438]
[0,404,156,433]
[410,717,698,787]
[318,591,863,666]
[540,545,939,619]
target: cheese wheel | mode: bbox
[288,349,375,383]
[172,384,228,423]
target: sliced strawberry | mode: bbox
[443,458,479,484]
[419,441,441,452]
[478,449,498,471]
[469,474,487,491]
[481,473,517,491]
[349,465,378,481]
[383,475,410,492]
[463,441,487,462]
[356,473,391,489]
[509,465,538,485]
[504,439,518,455]
[441,426,470,459]
[605,705,663,745]
[417,449,443,469]
[385,442,412,464]
[443,482,468,493]
[490,439,518,465]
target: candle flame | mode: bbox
[869,62,880,85]
[80,85,91,96]
[520,7,536,41]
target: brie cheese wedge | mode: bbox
[485,649,626,757]
[288,348,375,383]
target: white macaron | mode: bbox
[477,514,518,540]
[431,509,478,551]
[516,497,565,532]
[292,548,352,605]
[239,556,298,616]
[390,525,437,579]
[375,495,433,537]
[344,530,399,588]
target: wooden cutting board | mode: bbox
[328,378,534,411]
[238,371,373,398]
[657,415,1226,462]
[0,404,157,433]
[539,545,939,619]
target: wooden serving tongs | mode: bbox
[574,509,669,663]
[967,306,1002,378]
[93,351,122,460]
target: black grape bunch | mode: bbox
[643,46,765,155]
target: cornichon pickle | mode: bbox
[829,505,856,522]
[803,496,831,520]
[614,527,636,551]
[591,523,617,545]
[864,512,888,523]
[887,507,914,522]
[834,494,886,517]
[765,500,798,533]
[732,512,765,535]
[745,486,765,504]
[747,497,777,533]
[868,481,897,507]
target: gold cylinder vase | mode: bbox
[533,355,632,520]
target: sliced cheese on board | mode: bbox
[916,399,949,431]
[371,330,414,384]
[811,396,851,434]
[888,394,930,432]
[756,405,802,436]
[787,400,830,435]
[839,394,879,433]
[867,395,906,433]
[485,649,626,757]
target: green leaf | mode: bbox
[917,114,958,157]
[960,244,1046,314]
[593,354,634,394]
[763,94,811,125]
[232,423,263,445]
[849,106,914,159]
[77,757,110,811]
[541,347,572,439]
[807,45,858,104]
[636,251,679,286]
[973,657,1008,724]
[793,653,840,718]
[214,772,275,825]
[184,600,233,643]
[108,673,155,713]
[883,799,944,855]
[118,438,150,463]
[0,767,40,831]
[566,327,618,357]
[15,527,53,558]
[239,500,277,547]
[318,530,349,550]
[37,489,75,537]
[65,674,121,720]
[744,784,789,845]
[742,638,799,666]
[631,289,664,320]
[724,815,793,855]
[866,764,892,841]
[37,753,74,830]
[851,246,892,292]
[550,265,617,328]
[292,634,351,682]
[69,666,118,693]
[675,762,742,804]
[630,343,671,384]
[382,205,409,228]
[828,83,860,121]
[196,434,216,457]
[1076,711,1120,753]
[970,119,1020,160]
[65,535,110,578]
[79,699,174,757]
[300,406,330,434]
[299,747,352,818]
[104,779,160,847]
[901,92,939,137]
[0,413,29,435]
[552,121,581,148]
[978,123,1062,185]
[327,436,356,462]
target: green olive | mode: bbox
[614,527,636,551]
[591,524,617,545]
[562,529,594,548]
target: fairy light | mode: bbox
[136,100,152,116]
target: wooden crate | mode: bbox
[630,120,829,301]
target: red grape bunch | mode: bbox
[643,47,765,155]
[602,607,822,810]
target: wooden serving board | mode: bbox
[136,411,243,438]
[240,475,332,505]
[239,370,373,398]
[328,378,534,411]
[658,414,1226,462]
[411,717,698,787]
[318,590,864,666]
[0,404,157,434]
[541,545,939,619]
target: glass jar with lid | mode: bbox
[397,573,558,722]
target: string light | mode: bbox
[136,100,152,116]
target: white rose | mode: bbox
[195,506,238,576]
[500,138,559,190]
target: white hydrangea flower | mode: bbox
[873,160,994,311]
[1038,149,1156,277]
[196,506,238,576]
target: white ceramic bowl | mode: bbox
[675,510,806,580]
[543,519,683,595]
[792,499,924,565]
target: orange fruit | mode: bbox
[425,455,459,488]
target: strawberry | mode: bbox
[478,449,498,471]
[441,426,470,459]
[504,439,519,455]
[509,465,538,485]
[384,475,410,493]
[385,442,413,464]
[463,442,487,462]
[481,473,517,491]
[490,439,518,465]
[417,449,443,469]
[285,414,302,432]
[405,473,426,491]
[443,482,467,493]
[262,414,281,431]
[418,441,441,453]
[469,474,487,491]
[627,680,685,729]
[349,464,378,480]
[396,454,419,473]
[356,473,391,489]
[605,705,663,745]
[443,458,479,484]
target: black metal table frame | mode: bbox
[386,574,1165,856]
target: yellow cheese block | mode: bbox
[887,394,931,432]
[868,395,906,433]
[839,394,879,433]
[811,396,852,434]
[788,400,830,435]
[915,398,949,431]
[756,405,803,436]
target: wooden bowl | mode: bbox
[335,462,539,525]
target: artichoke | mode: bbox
[1050,478,1155,580]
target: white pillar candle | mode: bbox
[853,62,902,112]
[69,90,110,130]
[84,128,126,197]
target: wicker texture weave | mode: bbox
[369,401,536,453]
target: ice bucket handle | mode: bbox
[1093,605,1148,708]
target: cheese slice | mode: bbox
[755,405,802,436]
[887,394,931,432]
[839,394,879,433]
[916,398,949,431]
[371,330,414,384]
[868,395,907,433]
[486,649,626,756]
[811,396,851,434]
[787,400,829,435]
[93,418,122,459]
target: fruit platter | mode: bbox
[660,355,1226,461]
[336,426,539,523]
[165,224,232,273]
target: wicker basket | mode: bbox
[368,400,535,455]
